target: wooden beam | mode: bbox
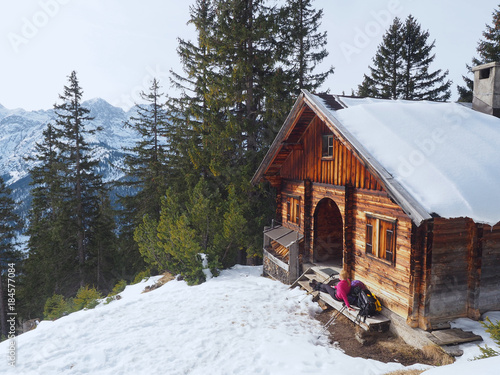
[251,97,308,185]
[282,143,304,151]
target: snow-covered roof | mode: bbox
[305,91,500,226]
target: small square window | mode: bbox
[322,135,334,157]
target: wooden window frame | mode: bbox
[286,195,301,226]
[365,213,396,265]
[322,134,334,159]
[365,223,373,255]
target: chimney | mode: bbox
[472,62,500,117]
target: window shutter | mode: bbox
[366,223,373,255]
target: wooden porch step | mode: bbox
[426,328,483,346]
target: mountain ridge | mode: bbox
[0,98,140,232]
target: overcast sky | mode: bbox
[1,0,499,111]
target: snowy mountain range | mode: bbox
[0,99,140,227]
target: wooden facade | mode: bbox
[252,91,500,331]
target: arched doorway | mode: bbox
[313,198,344,265]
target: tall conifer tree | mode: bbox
[0,177,22,337]
[168,0,217,183]
[22,124,72,316]
[358,18,403,99]
[135,0,333,281]
[118,79,171,276]
[121,78,170,223]
[458,5,500,102]
[280,0,334,95]
[53,71,107,287]
[23,72,116,316]
[358,15,451,101]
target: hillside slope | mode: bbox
[2,266,499,375]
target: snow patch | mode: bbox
[1,265,498,374]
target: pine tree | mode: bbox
[22,124,73,317]
[186,0,284,264]
[53,71,107,288]
[135,0,333,281]
[22,72,115,318]
[280,0,334,95]
[358,18,404,99]
[117,79,171,277]
[357,15,451,101]
[401,15,451,101]
[121,78,170,223]
[458,5,500,102]
[0,177,22,337]
[168,0,218,185]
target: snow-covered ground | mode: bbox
[1,265,499,375]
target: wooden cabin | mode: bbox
[252,64,500,331]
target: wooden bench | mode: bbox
[296,267,391,332]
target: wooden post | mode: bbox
[467,221,482,320]
[263,226,271,251]
[344,184,355,275]
[407,221,426,328]
[304,179,313,263]
[419,219,434,331]
[289,238,299,284]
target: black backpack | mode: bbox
[355,288,378,322]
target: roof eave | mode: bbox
[302,90,432,226]
[250,92,307,185]
[251,89,432,226]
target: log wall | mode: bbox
[280,117,382,190]
[351,189,413,319]
[280,180,305,230]
[479,223,500,311]
[427,218,470,323]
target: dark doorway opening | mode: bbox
[313,198,344,265]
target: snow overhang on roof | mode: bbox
[302,90,432,226]
[253,90,500,226]
[307,91,500,227]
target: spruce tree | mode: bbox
[121,78,170,223]
[22,124,73,316]
[0,177,22,337]
[168,0,217,184]
[23,71,115,316]
[135,0,333,281]
[117,79,171,277]
[358,17,404,99]
[53,71,107,288]
[357,15,451,101]
[280,0,334,95]
[458,5,500,102]
[401,15,451,101]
